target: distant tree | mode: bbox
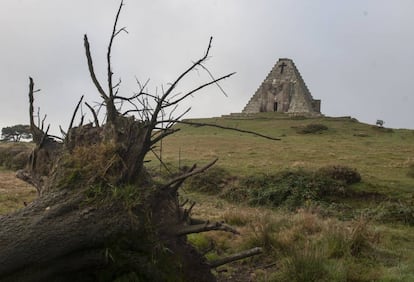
[1,124,32,142]
[376,119,384,127]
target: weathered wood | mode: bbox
[1,193,97,267]
[28,77,45,145]
[209,247,263,268]
[174,221,240,236]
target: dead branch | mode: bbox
[201,241,215,256]
[85,102,99,127]
[187,217,208,225]
[141,37,224,151]
[41,114,47,131]
[39,124,50,148]
[174,221,239,236]
[84,33,118,124]
[150,128,180,146]
[182,201,196,221]
[83,35,108,100]
[112,78,122,90]
[150,148,172,174]
[179,199,189,207]
[166,164,197,194]
[36,107,41,129]
[209,247,263,268]
[160,36,213,106]
[59,126,67,137]
[177,120,281,141]
[163,158,218,190]
[28,77,45,144]
[107,0,125,99]
[68,95,84,132]
[122,108,152,116]
[199,62,228,97]
[164,72,235,109]
[256,262,277,269]
[78,115,85,127]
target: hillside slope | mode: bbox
[150,113,414,199]
[147,113,414,280]
[1,113,413,281]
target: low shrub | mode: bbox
[316,165,361,185]
[296,123,328,134]
[0,144,32,170]
[246,171,316,209]
[10,151,30,170]
[368,200,414,225]
[184,165,361,211]
[220,185,249,203]
[184,166,233,195]
[243,170,347,210]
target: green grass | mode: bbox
[146,113,414,280]
[2,114,414,280]
[148,114,414,200]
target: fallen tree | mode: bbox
[0,2,273,281]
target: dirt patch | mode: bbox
[0,170,37,215]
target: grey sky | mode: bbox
[1,0,414,135]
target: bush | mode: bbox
[184,166,233,195]
[185,165,361,210]
[369,201,414,225]
[296,123,328,134]
[316,165,361,185]
[10,151,30,170]
[244,170,347,210]
[0,144,31,170]
[220,185,249,203]
[246,171,316,209]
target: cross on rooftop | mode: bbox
[279,62,287,74]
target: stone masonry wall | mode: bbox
[242,58,321,115]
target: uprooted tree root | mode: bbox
[0,1,270,281]
[1,144,226,281]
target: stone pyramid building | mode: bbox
[242,58,321,115]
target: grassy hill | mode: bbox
[149,113,414,198]
[1,113,413,281]
[146,113,414,281]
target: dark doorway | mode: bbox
[273,102,278,112]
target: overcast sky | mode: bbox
[1,0,413,135]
